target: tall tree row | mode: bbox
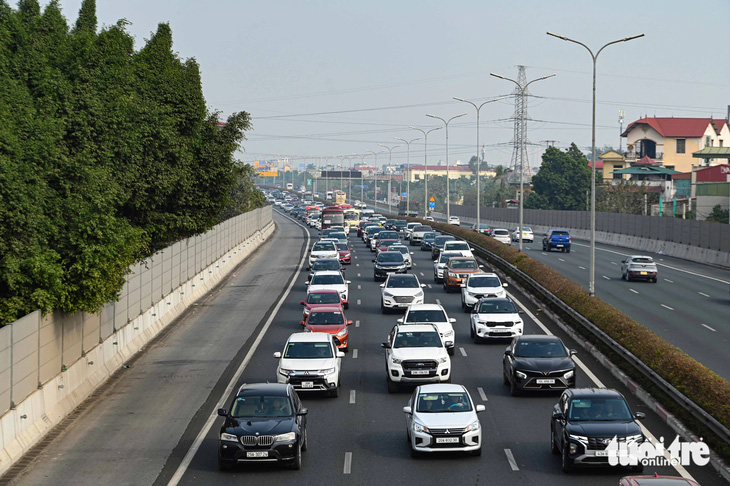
[0,0,259,325]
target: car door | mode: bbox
[332,337,342,382]
[406,388,418,432]
[384,326,396,365]
[552,392,569,451]
[291,388,307,433]
[621,258,629,275]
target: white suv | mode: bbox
[274,332,344,397]
[309,240,338,267]
[460,272,508,312]
[306,271,351,308]
[403,384,485,456]
[380,273,426,313]
[469,297,524,343]
[398,303,456,355]
[442,240,474,258]
[381,324,451,393]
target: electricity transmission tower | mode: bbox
[508,66,531,182]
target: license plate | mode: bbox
[594,450,609,457]
[556,244,563,247]
[410,370,429,375]
[302,381,314,388]
[536,379,555,384]
[247,451,269,458]
[436,437,460,444]
[640,271,647,275]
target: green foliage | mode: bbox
[0,3,255,324]
[596,181,658,214]
[706,204,729,224]
[526,144,591,210]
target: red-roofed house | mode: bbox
[621,117,729,173]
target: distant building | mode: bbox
[404,164,474,183]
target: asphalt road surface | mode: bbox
[7,209,724,486]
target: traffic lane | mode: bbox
[11,211,306,486]
[524,240,730,379]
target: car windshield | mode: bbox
[632,257,654,264]
[414,226,431,231]
[379,232,399,240]
[405,309,447,323]
[423,232,437,239]
[434,236,455,246]
[231,395,293,418]
[335,243,348,251]
[310,274,344,285]
[477,300,517,314]
[378,253,404,263]
[308,311,344,325]
[386,275,419,288]
[380,240,399,248]
[330,232,347,240]
[438,253,461,264]
[513,339,567,358]
[469,276,501,288]
[417,393,472,413]
[445,242,469,250]
[313,260,340,271]
[283,341,334,359]
[389,246,408,255]
[449,259,477,270]
[394,331,441,348]
[568,398,632,421]
[313,242,335,251]
[307,292,340,304]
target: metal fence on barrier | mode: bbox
[0,206,273,413]
[446,205,730,252]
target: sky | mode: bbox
[41,0,730,173]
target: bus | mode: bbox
[343,208,361,233]
[321,206,345,230]
[334,190,346,205]
[286,182,294,190]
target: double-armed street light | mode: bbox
[394,137,421,215]
[378,143,400,214]
[547,31,644,297]
[426,113,467,221]
[490,72,555,251]
[365,149,384,208]
[410,126,442,217]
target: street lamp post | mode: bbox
[453,96,505,232]
[490,72,555,252]
[378,144,400,214]
[426,113,467,221]
[365,150,383,208]
[411,126,442,217]
[547,31,644,297]
[394,137,421,215]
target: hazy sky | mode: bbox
[43,1,730,172]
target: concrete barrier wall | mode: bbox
[0,206,274,474]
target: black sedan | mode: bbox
[503,335,576,395]
[217,383,308,470]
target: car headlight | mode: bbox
[319,367,336,375]
[391,357,402,365]
[220,432,238,442]
[448,272,457,278]
[336,328,348,337]
[563,370,574,379]
[442,330,454,338]
[383,291,394,298]
[274,432,296,442]
[438,356,448,364]
[303,308,311,315]
[279,368,292,376]
[569,434,589,445]
[464,420,480,432]
[414,291,423,298]
[413,422,429,433]
[515,370,527,379]
[626,434,644,444]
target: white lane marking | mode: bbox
[353,348,359,358]
[665,279,674,283]
[701,324,716,332]
[504,448,519,471]
[436,299,441,305]
[357,284,361,290]
[698,291,710,298]
[611,261,618,265]
[509,293,695,480]
[419,272,424,276]
[355,320,360,328]
[558,258,565,262]
[356,263,359,267]
[661,304,674,311]
[357,299,362,305]
[343,452,352,474]
[578,265,586,270]
[477,387,488,401]
[413,262,418,267]
[167,215,311,486]
[357,273,361,277]
[459,347,467,357]
[629,289,639,294]
[427,284,432,289]
[349,390,356,404]
[602,275,610,280]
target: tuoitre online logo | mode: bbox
[607,435,710,467]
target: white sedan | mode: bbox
[510,227,534,243]
[491,228,511,245]
[460,273,508,312]
[448,216,461,226]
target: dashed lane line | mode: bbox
[602,275,610,280]
[349,390,356,404]
[352,348,359,358]
[343,452,352,474]
[357,299,362,306]
[629,289,639,294]
[698,291,710,298]
[661,304,675,311]
[701,324,716,332]
[578,265,586,270]
[504,449,519,471]
[357,284,361,290]
[477,387,488,401]
[355,320,360,328]
[459,347,467,357]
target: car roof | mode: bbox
[514,334,562,343]
[567,387,624,399]
[396,323,440,332]
[287,331,334,343]
[236,382,291,397]
[407,303,444,311]
[307,289,340,295]
[417,383,467,394]
[469,272,498,278]
[308,306,344,313]
[477,297,512,305]
[310,270,344,276]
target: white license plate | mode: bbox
[536,378,555,384]
[302,381,314,388]
[436,437,460,444]
[556,244,564,247]
[640,271,647,275]
[410,370,429,375]
[247,451,269,458]
[594,450,609,457]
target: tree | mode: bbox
[525,144,591,210]
[596,181,658,214]
[706,204,729,224]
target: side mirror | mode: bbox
[347,320,353,326]
[569,349,577,356]
[552,410,565,420]
[372,259,376,263]
[475,405,486,413]
[336,351,345,358]
[635,412,645,420]
[300,301,306,305]
[479,265,484,268]
[402,406,413,414]
[421,284,426,288]
[380,283,385,288]
[304,281,309,285]
[449,318,456,323]
[381,342,391,349]
[218,408,228,417]
[397,318,404,324]
[518,310,525,314]
[274,352,282,358]
[410,252,414,255]
[297,408,309,416]
[460,283,466,288]
[300,321,306,326]
[504,349,513,357]
[503,283,508,288]
[470,247,475,251]
[346,280,351,284]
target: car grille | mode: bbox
[458,274,470,279]
[588,436,625,450]
[402,360,437,370]
[394,296,414,303]
[481,321,516,327]
[429,427,466,435]
[240,435,275,446]
[523,369,570,378]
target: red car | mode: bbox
[619,475,701,486]
[335,242,352,265]
[300,289,343,320]
[301,306,352,351]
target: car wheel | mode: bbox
[447,347,454,356]
[218,456,232,471]
[381,300,388,314]
[301,428,308,452]
[344,302,349,309]
[470,324,475,339]
[387,376,399,393]
[561,440,574,473]
[471,447,482,457]
[566,247,571,253]
[287,442,302,470]
[551,426,559,455]
[626,273,632,282]
[509,376,520,396]
[652,277,657,283]
[410,446,420,458]
[330,385,339,398]
[374,274,378,281]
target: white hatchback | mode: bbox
[448,216,461,226]
[491,229,511,245]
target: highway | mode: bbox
[6,209,723,485]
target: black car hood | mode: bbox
[513,356,573,371]
[566,421,641,437]
[225,416,296,436]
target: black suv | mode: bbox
[373,252,407,280]
[550,388,645,473]
[218,383,308,470]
